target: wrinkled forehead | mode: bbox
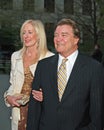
[54,25,73,34]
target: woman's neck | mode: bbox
[25,46,38,57]
[23,47,39,68]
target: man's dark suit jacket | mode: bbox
[27,52,104,130]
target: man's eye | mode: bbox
[62,34,67,37]
[54,34,58,37]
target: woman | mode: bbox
[4,19,54,130]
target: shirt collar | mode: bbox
[59,50,78,64]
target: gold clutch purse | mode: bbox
[13,94,30,105]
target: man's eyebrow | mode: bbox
[54,32,69,35]
[61,32,69,35]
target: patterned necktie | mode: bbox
[58,58,68,101]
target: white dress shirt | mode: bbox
[58,50,78,81]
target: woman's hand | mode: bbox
[32,88,43,102]
[6,95,22,107]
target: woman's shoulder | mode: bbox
[45,51,55,57]
[11,49,23,60]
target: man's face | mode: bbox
[54,25,79,57]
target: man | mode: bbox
[26,18,104,130]
[91,44,103,63]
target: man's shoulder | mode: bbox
[78,52,103,68]
[41,54,56,62]
[38,53,58,66]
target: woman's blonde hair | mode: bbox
[20,19,48,58]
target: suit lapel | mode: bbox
[49,54,59,102]
[14,51,24,75]
[16,58,24,74]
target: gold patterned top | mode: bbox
[18,67,33,130]
[21,67,33,96]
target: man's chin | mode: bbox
[56,46,63,51]
[56,50,64,54]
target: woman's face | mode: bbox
[22,23,38,47]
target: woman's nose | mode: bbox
[24,33,29,38]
